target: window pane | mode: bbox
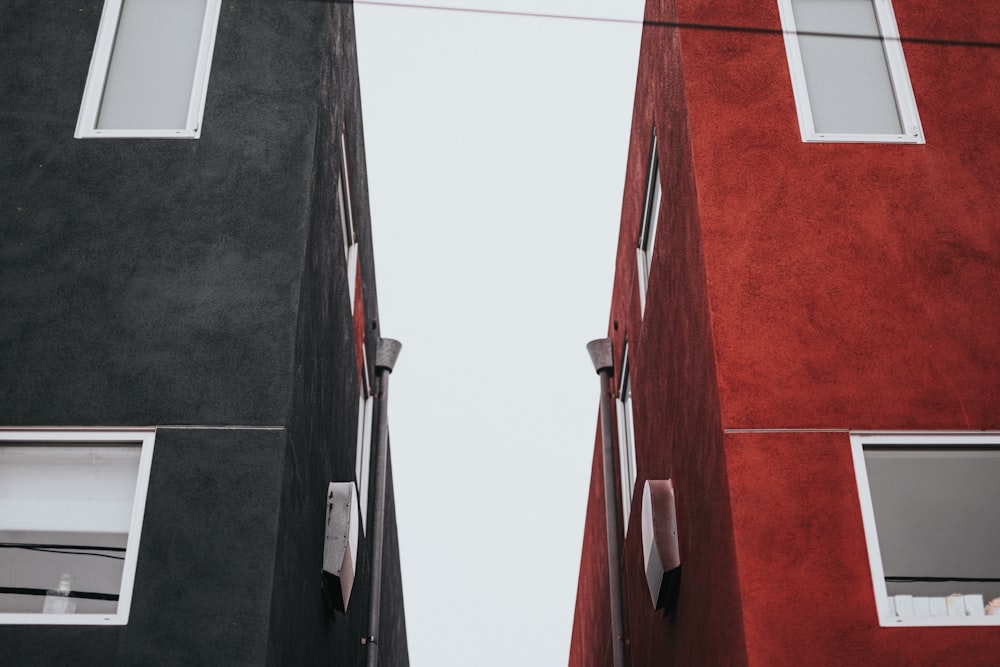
[623,377,636,493]
[0,531,124,614]
[643,168,661,276]
[791,0,902,134]
[0,444,141,616]
[864,447,1000,601]
[618,366,637,529]
[0,446,140,534]
[97,0,209,130]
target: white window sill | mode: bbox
[0,612,128,626]
[802,131,924,144]
[75,128,201,139]
[879,615,1000,628]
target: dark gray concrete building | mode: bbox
[0,1,408,664]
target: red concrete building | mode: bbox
[570,0,1000,664]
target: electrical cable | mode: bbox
[885,576,1000,583]
[0,586,119,602]
[353,0,1000,50]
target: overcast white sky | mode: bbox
[354,2,644,664]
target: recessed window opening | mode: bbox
[0,430,155,625]
[339,130,359,306]
[355,347,374,533]
[637,130,661,316]
[76,0,222,138]
[777,0,923,143]
[616,348,638,531]
[852,433,1000,626]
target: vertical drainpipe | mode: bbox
[587,338,629,667]
[365,337,402,667]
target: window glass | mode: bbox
[865,447,1000,601]
[0,431,154,624]
[778,0,922,142]
[355,358,374,533]
[852,434,1000,626]
[790,0,901,134]
[637,132,660,316]
[97,0,209,130]
[644,170,661,275]
[76,0,220,138]
[617,354,638,529]
[339,131,358,305]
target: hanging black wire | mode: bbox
[0,543,126,561]
[0,586,119,602]
[353,0,1000,51]
[885,576,1000,583]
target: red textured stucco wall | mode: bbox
[676,0,1000,430]
[727,431,1000,665]
[572,0,1000,663]
[571,0,748,663]
[569,425,615,667]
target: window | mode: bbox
[777,0,923,143]
[0,430,155,625]
[75,0,222,138]
[636,130,661,316]
[355,348,374,533]
[339,131,359,306]
[851,433,1000,626]
[616,348,638,531]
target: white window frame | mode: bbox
[851,432,1000,627]
[777,0,923,143]
[75,0,222,139]
[636,130,661,317]
[355,348,374,534]
[0,429,155,625]
[339,130,359,307]
[616,348,638,532]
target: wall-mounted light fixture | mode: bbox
[641,479,681,615]
[322,481,359,614]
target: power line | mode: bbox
[886,576,1000,583]
[0,542,126,561]
[0,586,119,602]
[354,0,1000,50]
[355,0,639,25]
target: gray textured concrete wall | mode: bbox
[0,0,324,426]
[0,0,407,664]
[0,428,286,666]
